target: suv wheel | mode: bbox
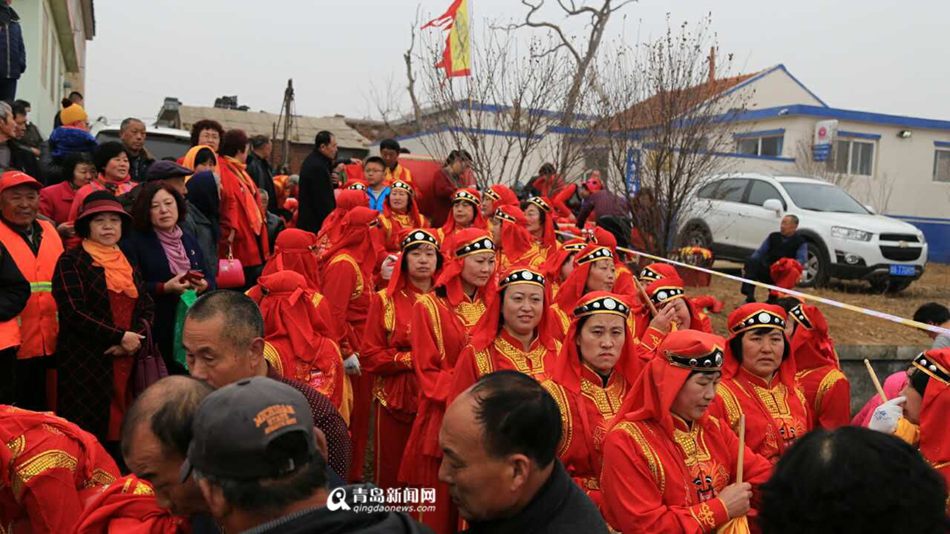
[681,224,712,249]
[800,241,829,288]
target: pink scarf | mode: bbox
[156,226,192,275]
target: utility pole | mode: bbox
[275,79,295,170]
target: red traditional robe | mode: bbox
[74,475,184,534]
[218,156,268,266]
[788,303,850,429]
[362,286,425,489]
[452,329,561,397]
[913,349,950,514]
[709,368,811,464]
[0,406,120,534]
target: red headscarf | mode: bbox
[642,276,704,326]
[440,188,487,236]
[435,227,496,307]
[639,262,679,283]
[316,189,369,245]
[74,475,183,534]
[344,162,365,185]
[320,207,383,282]
[913,349,950,470]
[611,330,726,435]
[485,184,518,208]
[770,257,803,290]
[525,196,558,248]
[494,205,534,262]
[541,237,586,281]
[550,291,642,394]
[261,229,322,290]
[387,228,442,298]
[382,180,425,225]
[724,302,796,387]
[555,244,615,312]
[787,302,838,370]
[469,266,559,352]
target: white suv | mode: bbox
[678,173,928,292]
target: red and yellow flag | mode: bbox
[422,0,471,78]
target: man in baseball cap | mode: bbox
[184,376,432,534]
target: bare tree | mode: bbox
[793,138,852,189]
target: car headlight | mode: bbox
[831,226,872,241]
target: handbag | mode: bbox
[217,245,245,288]
[131,320,169,398]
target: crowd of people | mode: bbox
[0,97,948,534]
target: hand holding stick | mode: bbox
[864,358,888,403]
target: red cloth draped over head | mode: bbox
[913,349,950,475]
[344,162,365,185]
[316,189,369,244]
[435,227,497,307]
[611,330,727,436]
[643,276,705,327]
[261,228,322,289]
[468,266,559,353]
[541,237,586,281]
[383,180,425,223]
[525,196,558,248]
[494,204,534,261]
[550,291,643,394]
[639,262,679,283]
[551,183,578,221]
[485,184,518,209]
[723,302,796,387]
[74,475,183,534]
[320,207,383,282]
[555,244,615,312]
[787,301,838,370]
[387,228,442,298]
[440,188,487,236]
[770,257,803,290]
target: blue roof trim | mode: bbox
[641,143,795,162]
[838,130,881,140]
[727,105,950,132]
[733,128,785,139]
[716,64,829,108]
[934,141,950,148]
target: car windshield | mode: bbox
[781,182,869,214]
[95,132,192,161]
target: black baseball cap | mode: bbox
[180,377,315,482]
[145,160,193,182]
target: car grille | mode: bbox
[879,246,922,261]
[879,233,919,243]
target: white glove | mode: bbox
[869,396,905,434]
[380,255,398,281]
[343,354,361,376]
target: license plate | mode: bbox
[889,265,916,276]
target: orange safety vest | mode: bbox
[0,219,63,358]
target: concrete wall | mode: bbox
[838,345,926,415]
[14,0,66,137]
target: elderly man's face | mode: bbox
[438,391,530,522]
[0,185,39,227]
[780,216,798,237]
[182,314,262,389]
[125,424,207,517]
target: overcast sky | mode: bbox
[85,0,948,126]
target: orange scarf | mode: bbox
[82,239,139,298]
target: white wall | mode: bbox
[14,0,65,137]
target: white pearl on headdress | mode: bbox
[604,299,617,310]
[757,312,772,324]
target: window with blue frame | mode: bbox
[735,130,784,157]
[831,139,875,176]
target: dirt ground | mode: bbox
[684,262,950,346]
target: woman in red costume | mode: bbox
[524,196,560,263]
[491,204,539,271]
[363,229,441,489]
[399,228,496,534]
[481,184,518,218]
[708,303,811,464]
[600,330,773,533]
[314,189,369,253]
[590,226,638,300]
[550,244,617,334]
[541,291,642,508]
[908,349,950,512]
[435,188,487,243]
[451,266,561,396]
[260,228,322,290]
[378,180,428,254]
[638,262,723,334]
[541,237,587,296]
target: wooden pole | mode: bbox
[864,359,888,403]
[631,275,659,317]
[736,414,746,484]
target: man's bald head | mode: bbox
[186,289,264,351]
[121,376,213,459]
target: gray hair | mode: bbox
[0,102,12,122]
[120,117,145,133]
[784,214,800,225]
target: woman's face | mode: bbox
[559,254,576,282]
[389,189,410,212]
[524,204,543,235]
[671,372,722,422]
[194,161,216,174]
[453,202,475,227]
[899,372,924,425]
[406,244,437,281]
[461,253,495,289]
[198,129,220,152]
[72,163,96,188]
[104,152,130,181]
[89,213,123,246]
[585,259,616,292]
[658,298,691,329]
[501,284,544,337]
[150,189,179,231]
[481,197,495,217]
[740,329,786,379]
[577,314,625,375]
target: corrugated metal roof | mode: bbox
[176,106,371,149]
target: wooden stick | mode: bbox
[864,359,888,403]
[631,275,659,316]
[736,414,746,484]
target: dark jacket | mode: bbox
[0,241,29,322]
[243,484,434,534]
[297,151,336,233]
[120,228,215,374]
[462,461,609,534]
[126,149,155,184]
[246,151,277,212]
[577,190,630,227]
[752,232,807,265]
[0,6,26,80]
[3,139,41,179]
[181,203,219,277]
[52,246,154,441]
[48,127,97,160]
